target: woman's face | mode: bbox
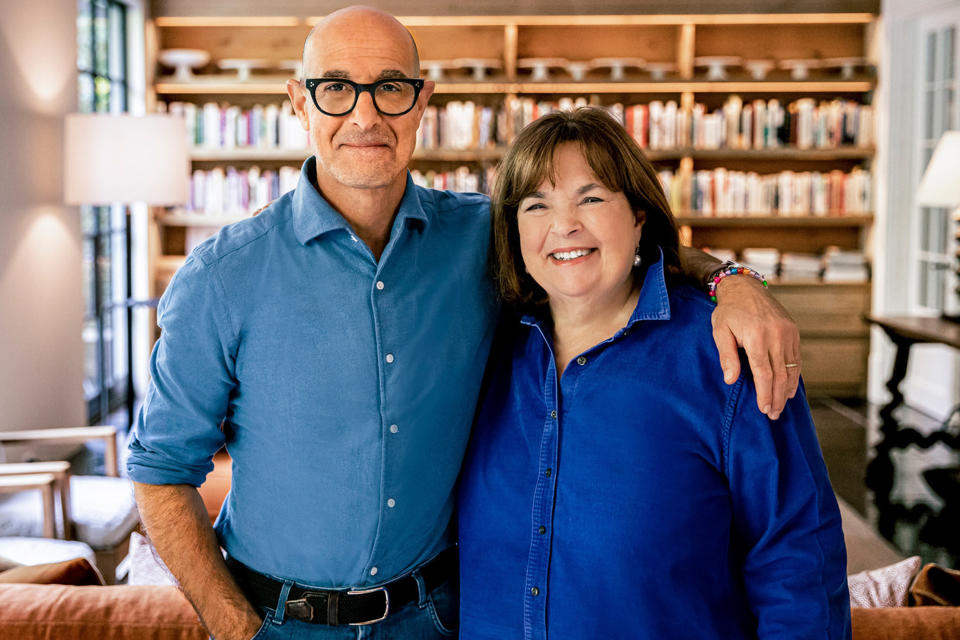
[517,143,644,310]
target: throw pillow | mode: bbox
[848,555,923,608]
[127,530,178,586]
[0,557,104,586]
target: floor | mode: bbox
[73,396,960,569]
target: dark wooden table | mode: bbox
[864,315,960,538]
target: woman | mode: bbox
[457,108,850,639]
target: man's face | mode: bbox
[288,16,433,192]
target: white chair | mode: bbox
[0,426,139,582]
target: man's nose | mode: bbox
[348,90,382,129]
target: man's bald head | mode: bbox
[301,6,420,80]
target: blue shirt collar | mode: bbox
[292,156,430,246]
[520,248,672,329]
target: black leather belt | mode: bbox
[226,547,456,626]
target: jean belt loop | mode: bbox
[413,571,429,608]
[273,580,294,623]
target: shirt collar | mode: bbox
[292,156,430,246]
[520,248,672,329]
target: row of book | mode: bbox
[410,166,496,194]
[187,166,299,215]
[709,247,870,282]
[165,95,872,153]
[657,168,871,216]
[164,101,309,150]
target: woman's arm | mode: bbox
[681,245,800,420]
[725,374,851,639]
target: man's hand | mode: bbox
[711,276,801,420]
[134,482,264,640]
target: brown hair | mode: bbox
[491,107,682,309]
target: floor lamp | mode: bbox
[916,130,960,322]
[64,114,188,427]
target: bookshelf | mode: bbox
[149,11,878,395]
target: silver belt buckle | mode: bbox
[347,585,390,626]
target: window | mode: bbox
[917,22,958,313]
[77,0,130,423]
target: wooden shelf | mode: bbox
[155,14,876,28]
[184,147,871,163]
[157,212,250,226]
[156,78,874,96]
[190,148,308,161]
[676,214,873,226]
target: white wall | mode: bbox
[0,3,85,432]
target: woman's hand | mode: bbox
[711,275,801,420]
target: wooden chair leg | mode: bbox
[94,534,132,584]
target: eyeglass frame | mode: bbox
[302,77,425,117]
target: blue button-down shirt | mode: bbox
[128,157,498,587]
[458,254,850,639]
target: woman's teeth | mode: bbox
[551,249,593,261]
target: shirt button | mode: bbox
[531,587,540,596]
[577,356,587,366]
[549,410,557,419]
[370,567,378,576]
[389,424,399,434]
[545,468,552,477]
[385,353,395,363]
[538,526,546,534]
[387,498,396,508]
[350,235,359,242]
[376,280,385,290]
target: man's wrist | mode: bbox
[708,261,768,302]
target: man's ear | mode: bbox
[286,79,310,131]
[417,80,436,114]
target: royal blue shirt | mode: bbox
[127,157,498,587]
[458,254,850,640]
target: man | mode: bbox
[129,7,801,639]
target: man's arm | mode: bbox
[134,482,262,640]
[680,246,801,421]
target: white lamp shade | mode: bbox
[64,114,189,206]
[916,130,960,207]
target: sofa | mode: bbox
[1,477,957,639]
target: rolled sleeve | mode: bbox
[726,377,851,639]
[127,252,237,487]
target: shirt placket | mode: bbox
[522,326,561,640]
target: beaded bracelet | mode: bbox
[707,261,768,302]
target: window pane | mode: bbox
[920,261,930,306]
[108,2,125,80]
[82,318,100,400]
[921,208,932,252]
[78,73,95,112]
[77,0,92,71]
[926,89,937,139]
[944,27,955,81]
[94,75,111,113]
[947,88,956,130]
[82,238,96,317]
[928,31,938,83]
[935,208,949,254]
[110,83,126,114]
[93,0,108,76]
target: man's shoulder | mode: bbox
[191,192,295,268]
[415,185,491,219]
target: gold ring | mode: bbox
[784,363,800,368]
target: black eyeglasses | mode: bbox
[303,77,425,117]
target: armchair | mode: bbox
[0,426,139,583]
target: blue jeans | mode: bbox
[247,576,458,639]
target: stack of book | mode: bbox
[410,166,495,194]
[822,247,870,282]
[165,101,309,150]
[657,167,870,216]
[418,102,500,150]
[188,166,299,215]
[624,97,873,150]
[779,252,824,281]
[742,248,781,278]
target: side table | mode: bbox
[864,315,960,539]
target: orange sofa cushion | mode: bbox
[0,584,206,640]
[853,606,960,640]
